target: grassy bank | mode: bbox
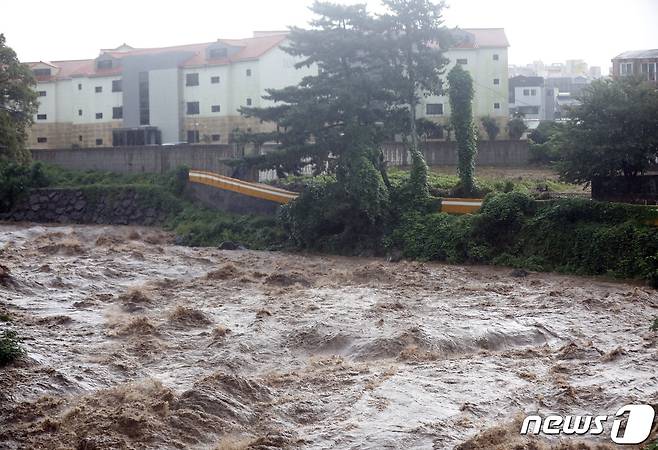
[2,161,657,286]
[389,192,658,286]
[0,162,285,250]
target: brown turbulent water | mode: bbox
[0,223,656,449]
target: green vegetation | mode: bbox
[0,34,38,164]
[0,329,24,366]
[448,65,478,195]
[480,116,500,141]
[651,317,658,332]
[553,76,658,184]
[388,192,658,286]
[507,114,527,140]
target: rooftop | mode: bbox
[27,33,288,81]
[613,49,658,59]
[451,28,509,49]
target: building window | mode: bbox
[186,102,200,115]
[211,104,221,113]
[37,137,47,143]
[211,76,220,84]
[246,98,252,106]
[96,112,103,119]
[187,130,200,144]
[641,62,657,81]
[95,138,103,146]
[494,102,500,109]
[209,48,228,59]
[112,107,123,119]
[530,89,537,96]
[456,58,468,65]
[620,62,633,76]
[493,54,499,61]
[95,86,102,93]
[246,69,252,77]
[78,109,83,116]
[112,80,122,92]
[523,89,530,96]
[139,71,150,125]
[32,68,51,77]
[426,103,443,115]
[37,114,47,120]
[97,60,112,70]
[186,73,199,86]
[493,78,500,85]
[211,134,221,142]
[38,90,47,97]
[78,83,82,90]
[78,135,83,142]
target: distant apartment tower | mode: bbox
[26,32,315,149]
[27,28,509,148]
[508,76,557,121]
[418,28,510,132]
[611,49,658,83]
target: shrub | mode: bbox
[0,161,49,212]
[0,330,25,366]
[480,116,500,141]
[507,117,527,140]
[387,192,658,286]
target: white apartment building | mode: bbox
[27,32,315,149]
[418,28,510,132]
[27,28,509,149]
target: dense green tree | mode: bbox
[447,64,477,195]
[375,0,450,199]
[0,34,38,164]
[506,111,527,140]
[239,2,391,182]
[480,116,500,141]
[555,76,658,184]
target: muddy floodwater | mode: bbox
[1,223,657,449]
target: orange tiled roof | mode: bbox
[27,33,288,81]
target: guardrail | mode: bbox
[441,198,483,214]
[188,169,299,204]
[190,169,485,213]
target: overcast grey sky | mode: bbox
[1,0,656,72]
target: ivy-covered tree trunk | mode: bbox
[448,65,477,196]
[407,92,429,198]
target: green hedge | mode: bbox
[389,192,658,286]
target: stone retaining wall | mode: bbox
[0,188,170,225]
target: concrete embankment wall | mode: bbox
[32,145,236,175]
[32,140,529,179]
[382,140,529,167]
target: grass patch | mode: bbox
[0,313,11,322]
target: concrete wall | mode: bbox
[382,140,529,166]
[32,145,237,175]
[185,182,279,216]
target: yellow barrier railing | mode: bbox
[440,198,483,214]
[188,170,299,204]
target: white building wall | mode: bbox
[418,47,509,122]
[70,76,122,124]
[34,81,57,123]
